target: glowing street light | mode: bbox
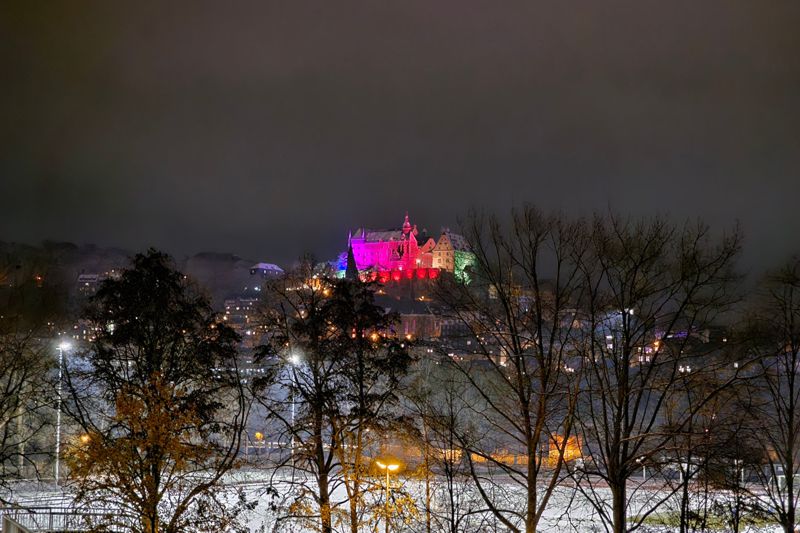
[55,340,71,483]
[288,352,302,459]
[375,459,402,533]
[636,455,646,481]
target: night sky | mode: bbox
[2,1,799,271]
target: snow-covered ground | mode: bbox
[1,471,789,532]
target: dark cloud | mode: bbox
[1,1,799,271]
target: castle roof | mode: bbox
[434,230,470,252]
[352,228,406,242]
[447,232,470,251]
[352,213,420,242]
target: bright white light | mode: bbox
[289,353,301,365]
[58,341,72,351]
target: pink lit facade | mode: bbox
[340,213,472,283]
[347,213,436,272]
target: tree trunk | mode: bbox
[348,483,359,533]
[611,481,626,533]
[314,403,333,533]
[526,442,538,533]
[782,490,795,533]
[319,471,333,533]
[142,514,159,533]
[679,472,690,533]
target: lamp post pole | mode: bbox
[289,353,300,461]
[55,341,70,483]
[290,388,296,460]
[385,468,390,533]
[376,460,399,533]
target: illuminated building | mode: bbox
[223,297,261,347]
[346,213,435,272]
[77,273,100,296]
[249,262,284,278]
[432,229,476,283]
[340,213,475,283]
[548,435,582,466]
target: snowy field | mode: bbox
[1,470,789,532]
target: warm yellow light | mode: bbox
[375,460,400,472]
[370,332,379,342]
[255,432,264,441]
[79,434,90,445]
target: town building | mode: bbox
[250,262,284,278]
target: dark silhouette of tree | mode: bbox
[64,249,250,533]
[0,332,53,498]
[661,355,752,533]
[404,358,491,533]
[434,206,588,533]
[256,264,411,533]
[0,249,69,497]
[742,257,800,533]
[572,215,740,533]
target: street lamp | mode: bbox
[55,340,71,483]
[288,352,301,459]
[734,458,745,485]
[636,456,646,481]
[375,459,401,533]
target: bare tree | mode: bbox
[0,253,67,498]
[0,332,53,497]
[404,357,490,533]
[434,206,588,533]
[571,215,740,533]
[661,354,749,533]
[742,257,800,533]
[705,403,764,533]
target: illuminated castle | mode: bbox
[340,213,475,283]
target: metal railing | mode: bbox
[3,516,34,533]
[0,506,134,532]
